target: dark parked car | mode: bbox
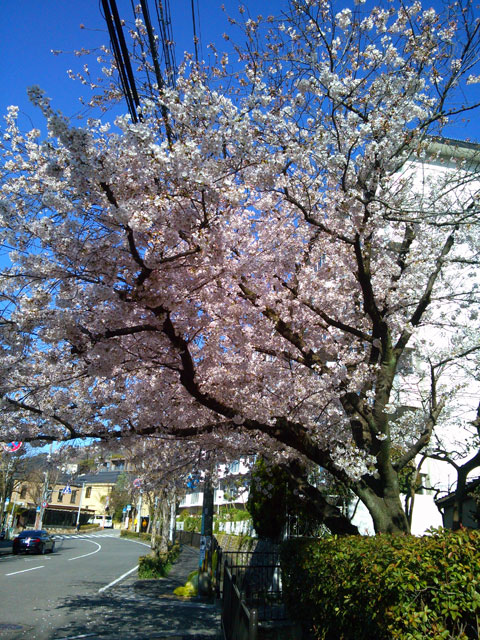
[12,529,55,555]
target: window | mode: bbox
[57,490,63,503]
[20,486,27,499]
[229,460,240,473]
[190,492,200,505]
[85,487,92,498]
[70,490,78,504]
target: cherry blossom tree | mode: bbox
[1,0,480,534]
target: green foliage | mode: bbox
[174,569,199,597]
[281,528,480,640]
[217,506,251,521]
[176,513,202,532]
[109,473,132,521]
[120,529,151,542]
[246,458,323,539]
[212,507,252,533]
[247,458,290,538]
[138,542,180,579]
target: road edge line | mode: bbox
[98,564,139,593]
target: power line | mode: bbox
[100,0,174,144]
[155,0,177,88]
[100,0,141,123]
[191,0,199,65]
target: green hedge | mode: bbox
[281,528,480,640]
[120,529,151,542]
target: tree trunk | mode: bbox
[357,484,410,534]
[151,491,171,556]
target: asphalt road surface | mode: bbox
[0,531,151,639]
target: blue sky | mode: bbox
[0,0,280,130]
[0,1,479,140]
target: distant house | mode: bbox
[11,473,95,528]
[178,459,250,516]
[435,478,480,529]
[75,470,127,516]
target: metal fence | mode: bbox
[175,530,287,630]
[216,548,286,622]
[222,560,258,640]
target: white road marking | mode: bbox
[68,540,102,561]
[98,564,139,593]
[6,565,44,576]
[120,539,150,548]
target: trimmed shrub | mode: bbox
[120,529,150,542]
[281,528,480,640]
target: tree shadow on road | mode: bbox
[50,581,220,639]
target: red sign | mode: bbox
[2,442,23,453]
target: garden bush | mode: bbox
[281,528,480,640]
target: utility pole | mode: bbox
[136,490,143,533]
[76,482,85,531]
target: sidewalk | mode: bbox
[54,543,223,640]
[111,544,222,639]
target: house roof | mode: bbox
[426,136,480,162]
[435,477,480,508]
[75,470,127,485]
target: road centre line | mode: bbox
[68,540,102,561]
[98,564,138,593]
[6,565,44,576]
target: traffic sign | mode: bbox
[62,484,72,494]
[42,501,48,508]
[122,507,127,513]
[2,442,23,453]
[4,497,10,505]
[126,504,131,511]
[36,506,41,512]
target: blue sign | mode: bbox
[62,485,72,494]
[36,506,41,512]
[187,473,200,489]
[122,507,127,513]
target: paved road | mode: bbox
[0,533,221,640]
[0,531,146,639]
